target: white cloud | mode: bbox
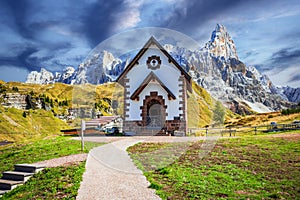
[111,0,143,31]
[47,25,74,37]
[113,11,141,30]
[265,65,300,87]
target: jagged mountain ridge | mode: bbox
[26,51,128,85]
[26,24,300,113]
[165,44,290,113]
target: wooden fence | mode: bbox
[188,123,300,137]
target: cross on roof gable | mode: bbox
[130,71,176,101]
[116,36,191,85]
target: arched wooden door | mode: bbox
[141,92,167,129]
[147,99,164,129]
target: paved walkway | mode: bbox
[75,136,217,199]
[76,138,161,200]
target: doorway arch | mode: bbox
[140,92,167,129]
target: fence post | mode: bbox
[81,119,85,152]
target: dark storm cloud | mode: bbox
[0,0,129,73]
[0,0,33,39]
[163,0,245,33]
[0,46,40,71]
[270,48,300,67]
[255,48,300,72]
[81,0,126,46]
[289,74,300,83]
[0,0,88,72]
[243,50,259,59]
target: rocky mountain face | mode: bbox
[204,24,239,60]
[26,68,54,84]
[164,25,294,113]
[26,24,299,114]
[0,93,50,110]
[26,51,127,85]
[72,51,126,84]
[276,86,300,103]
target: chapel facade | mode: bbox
[116,37,191,135]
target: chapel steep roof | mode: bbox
[130,71,176,101]
[116,36,191,85]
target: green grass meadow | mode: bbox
[0,136,104,199]
[1,163,85,200]
[128,133,300,199]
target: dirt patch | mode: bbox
[235,190,255,195]
[34,153,87,168]
[267,133,300,141]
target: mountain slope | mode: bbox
[0,105,69,142]
[165,25,294,113]
[25,24,299,113]
[1,81,219,129]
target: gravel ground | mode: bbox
[73,135,208,143]
[34,153,88,167]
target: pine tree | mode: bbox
[45,96,50,103]
[213,101,225,126]
[12,86,19,92]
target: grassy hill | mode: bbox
[0,80,233,142]
[0,81,120,143]
[1,81,117,115]
[0,105,69,142]
[1,80,299,143]
[2,81,221,125]
[188,81,236,128]
[226,111,300,127]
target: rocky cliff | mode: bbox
[25,24,299,113]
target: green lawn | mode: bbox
[0,162,85,200]
[0,136,104,199]
[0,136,103,174]
[128,133,300,199]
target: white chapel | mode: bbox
[116,37,191,135]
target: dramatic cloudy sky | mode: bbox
[0,0,300,87]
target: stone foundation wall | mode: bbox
[123,119,186,135]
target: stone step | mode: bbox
[0,179,23,190]
[2,171,34,182]
[14,164,45,173]
[0,189,9,196]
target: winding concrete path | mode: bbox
[76,138,161,200]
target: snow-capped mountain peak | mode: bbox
[26,68,54,84]
[73,50,125,84]
[204,24,238,60]
[26,24,299,113]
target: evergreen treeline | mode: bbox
[281,102,300,115]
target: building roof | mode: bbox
[130,72,176,101]
[116,36,191,85]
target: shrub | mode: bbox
[281,107,300,115]
[22,111,27,118]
